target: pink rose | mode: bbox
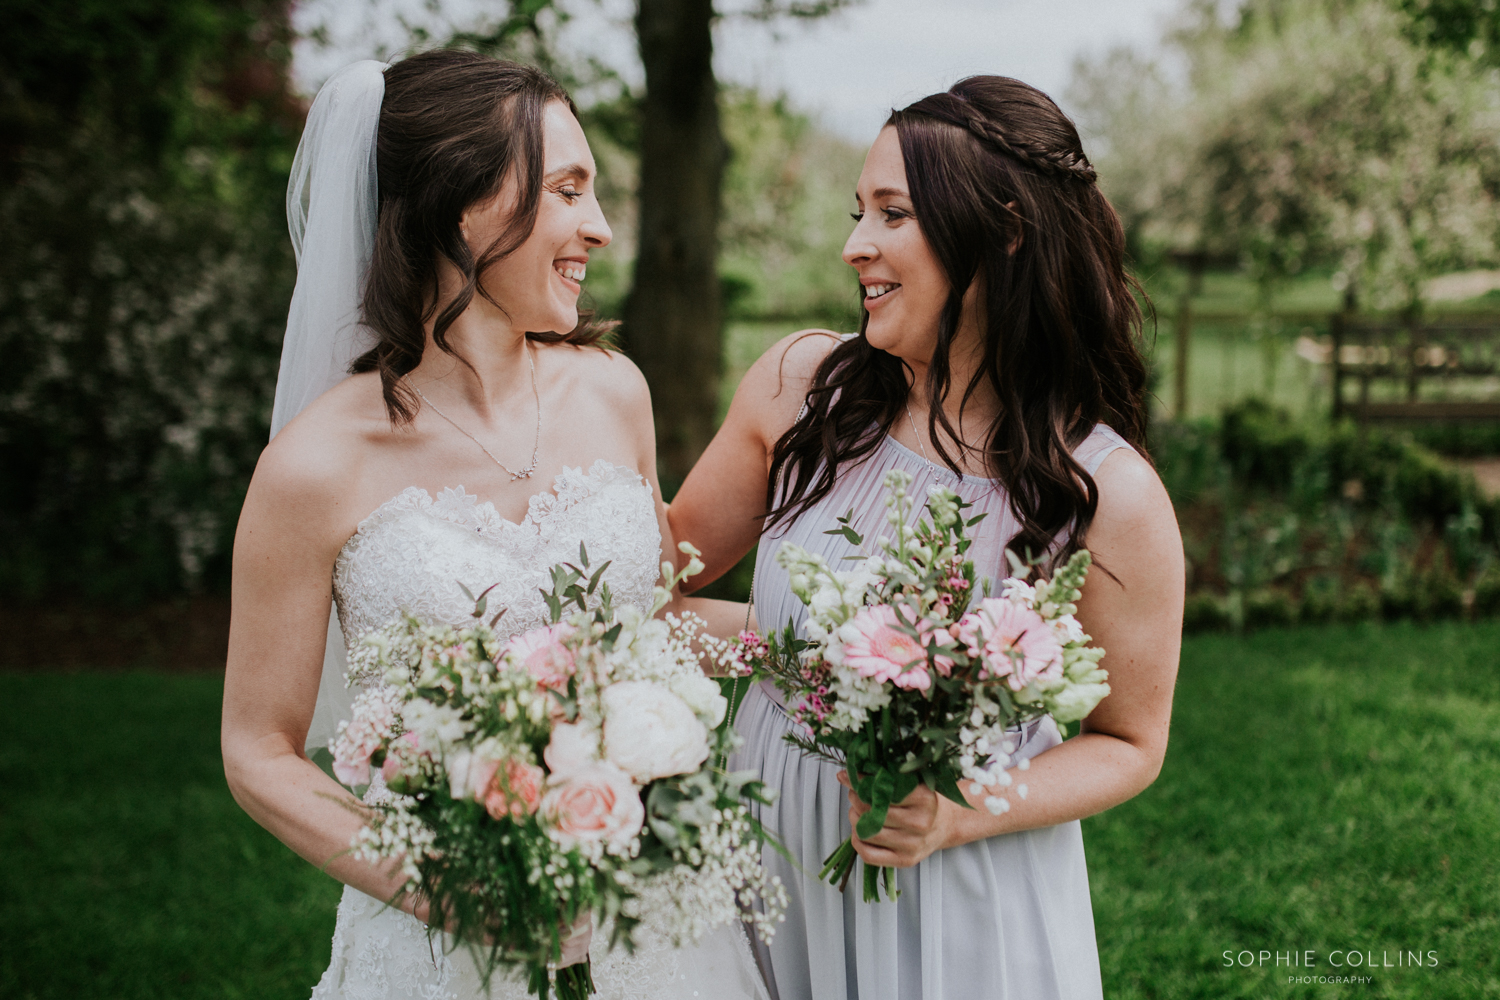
[540,761,644,851]
[956,598,1063,691]
[484,760,546,820]
[504,624,576,691]
[839,605,953,691]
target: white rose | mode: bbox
[669,672,728,728]
[601,681,710,782]
[544,722,602,775]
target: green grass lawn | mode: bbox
[1087,621,1500,999]
[3,622,1497,998]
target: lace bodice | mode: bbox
[333,460,661,654]
[313,459,769,999]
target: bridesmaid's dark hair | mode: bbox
[353,49,608,424]
[766,76,1149,567]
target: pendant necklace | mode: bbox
[407,345,542,481]
[905,400,933,464]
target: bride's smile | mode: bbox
[453,100,611,340]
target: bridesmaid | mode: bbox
[668,77,1184,999]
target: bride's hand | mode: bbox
[839,770,954,868]
[557,911,592,967]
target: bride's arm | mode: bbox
[220,419,424,920]
[845,447,1185,867]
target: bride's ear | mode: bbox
[1004,200,1022,255]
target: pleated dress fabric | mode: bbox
[731,424,1132,1000]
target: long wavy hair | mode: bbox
[353,49,608,424]
[766,76,1149,568]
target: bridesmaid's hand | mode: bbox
[839,770,955,868]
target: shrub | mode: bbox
[1472,566,1500,618]
[1158,400,1500,633]
[1182,591,1231,633]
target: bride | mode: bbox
[221,52,769,1000]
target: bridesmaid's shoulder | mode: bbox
[1089,444,1176,537]
[742,328,845,397]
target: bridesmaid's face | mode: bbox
[461,100,612,335]
[843,126,952,367]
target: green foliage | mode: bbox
[1073,0,1500,307]
[1396,0,1500,62]
[1159,400,1500,631]
[0,1,301,601]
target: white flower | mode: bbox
[1045,681,1111,723]
[601,681,710,783]
[1051,614,1086,644]
[1000,578,1037,606]
[669,672,728,729]
[544,722,602,774]
[401,699,469,750]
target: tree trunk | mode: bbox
[626,0,725,487]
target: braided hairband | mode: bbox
[901,92,1098,185]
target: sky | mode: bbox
[292,0,1188,143]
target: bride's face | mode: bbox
[462,100,611,334]
[843,126,952,366]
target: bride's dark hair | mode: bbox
[766,76,1149,567]
[353,49,608,424]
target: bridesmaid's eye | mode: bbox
[850,212,864,222]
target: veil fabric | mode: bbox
[270,60,387,753]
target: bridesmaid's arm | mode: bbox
[667,329,841,585]
[847,446,1185,868]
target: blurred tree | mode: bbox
[1072,0,1500,310]
[624,0,858,484]
[0,1,302,600]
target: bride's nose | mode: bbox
[580,197,611,249]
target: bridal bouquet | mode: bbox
[330,545,785,1000]
[734,469,1110,902]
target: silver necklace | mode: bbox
[905,400,933,464]
[408,347,542,481]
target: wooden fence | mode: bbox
[1330,314,1500,421]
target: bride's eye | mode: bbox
[849,211,864,222]
[882,208,909,223]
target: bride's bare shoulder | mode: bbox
[249,372,392,509]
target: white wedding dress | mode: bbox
[310,459,770,1000]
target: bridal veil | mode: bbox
[269,59,386,753]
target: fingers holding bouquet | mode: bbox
[838,770,950,869]
[730,469,1112,901]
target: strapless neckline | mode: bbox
[344,458,648,548]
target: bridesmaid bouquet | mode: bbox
[734,469,1111,902]
[329,544,785,999]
